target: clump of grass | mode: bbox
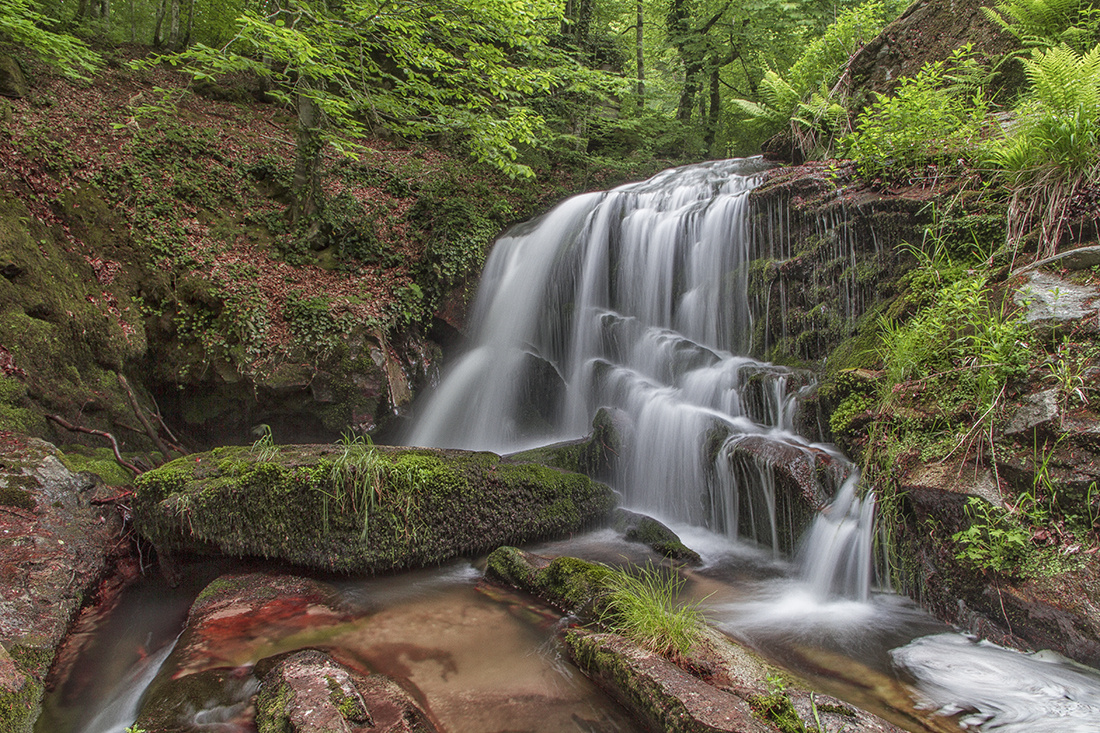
[599,562,704,660]
[321,432,384,539]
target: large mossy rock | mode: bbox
[134,444,617,573]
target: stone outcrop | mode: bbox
[134,444,617,574]
[0,437,125,733]
[486,547,908,733]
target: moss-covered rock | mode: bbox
[564,629,773,733]
[133,444,617,573]
[486,547,617,616]
[611,509,701,564]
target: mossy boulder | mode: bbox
[611,509,701,564]
[486,546,616,615]
[505,406,628,481]
[564,629,773,733]
[133,444,617,573]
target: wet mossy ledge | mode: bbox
[133,444,617,573]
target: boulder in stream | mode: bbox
[134,444,616,575]
[256,648,437,733]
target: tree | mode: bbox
[149,0,567,223]
[0,0,102,78]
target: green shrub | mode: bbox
[844,46,991,178]
[982,0,1100,52]
[989,42,1100,254]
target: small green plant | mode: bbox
[952,497,1031,573]
[599,562,704,660]
[250,424,277,462]
[990,42,1100,255]
[318,438,384,539]
[982,0,1100,52]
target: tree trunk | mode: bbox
[168,0,181,49]
[291,87,324,228]
[153,0,167,46]
[636,0,645,100]
[130,0,136,42]
[183,0,196,46]
[706,66,721,150]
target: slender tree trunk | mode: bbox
[291,87,324,228]
[184,0,196,46]
[168,0,181,49]
[153,0,168,46]
[635,0,645,100]
[706,66,721,149]
[130,0,136,42]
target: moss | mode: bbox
[0,484,35,509]
[58,447,134,486]
[749,693,808,733]
[0,677,42,733]
[133,445,617,573]
[326,675,369,723]
[613,510,701,563]
[486,547,614,613]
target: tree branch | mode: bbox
[46,414,143,475]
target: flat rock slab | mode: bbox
[134,444,616,574]
[0,436,123,733]
[564,629,773,733]
[256,649,437,733]
[1014,272,1099,327]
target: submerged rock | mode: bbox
[134,573,361,733]
[256,649,437,733]
[134,444,616,574]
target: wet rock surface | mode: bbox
[134,572,361,732]
[256,648,437,733]
[0,435,125,733]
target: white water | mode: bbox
[77,638,176,733]
[406,158,877,598]
[403,159,1100,731]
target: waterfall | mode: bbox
[405,159,878,599]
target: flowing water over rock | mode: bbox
[39,160,1100,733]
[403,159,1100,730]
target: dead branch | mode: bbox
[118,374,174,463]
[46,414,143,475]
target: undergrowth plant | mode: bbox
[982,0,1100,52]
[317,433,385,538]
[844,46,991,180]
[599,562,704,660]
[989,42,1100,256]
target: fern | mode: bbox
[731,0,890,158]
[990,42,1100,254]
[982,0,1100,51]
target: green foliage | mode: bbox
[599,562,703,659]
[989,42,1100,254]
[879,272,1028,412]
[844,46,991,178]
[283,292,347,358]
[731,1,890,157]
[0,0,102,78]
[982,0,1100,51]
[829,392,876,436]
[144,0,586,181]
[953,496,1031,573]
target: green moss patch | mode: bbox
[134,444,616,573]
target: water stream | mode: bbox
[39,160,1100,732]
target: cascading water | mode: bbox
[405,158,876,599]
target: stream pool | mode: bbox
[34,527,1100,733]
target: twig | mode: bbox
[46,414,143,475]
[118,374,173,464]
